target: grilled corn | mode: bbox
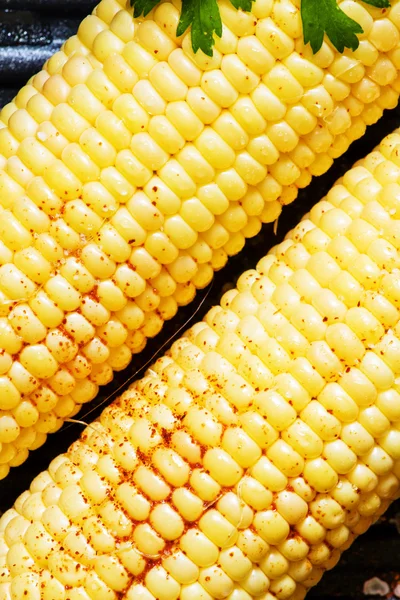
[1,0,400,472]
[2,128,400,598]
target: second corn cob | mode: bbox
[1,0,400,474]
[2,128,400,599]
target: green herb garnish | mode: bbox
[176,0,223,57]
[302,0,390,54]
[130,0,391,56]
[362,0,391,6]
[130,0,160,18]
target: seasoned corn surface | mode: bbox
[3,131,400,599]
[1,0,400,473]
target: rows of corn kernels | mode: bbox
[2,134,400,599]
[0,0,400,474]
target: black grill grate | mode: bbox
[0,0,95,104]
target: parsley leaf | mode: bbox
[132,0,254,56]
[230,0,255,12]
[130,0,391,57]
[177,0,222,56]
[301,0,364,54]
[130,0,160,18]
[361,0,390,6]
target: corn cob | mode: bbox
[1,0,400,475]
[3,128,400,600]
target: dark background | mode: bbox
[1,1,400,597]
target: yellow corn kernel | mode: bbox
[0,0,399,477]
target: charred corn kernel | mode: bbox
[0,0,400,473]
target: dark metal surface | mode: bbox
[0,0,95,13]
[0,14,80,82]
[0,0,94,90]
[1,3,400,599]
